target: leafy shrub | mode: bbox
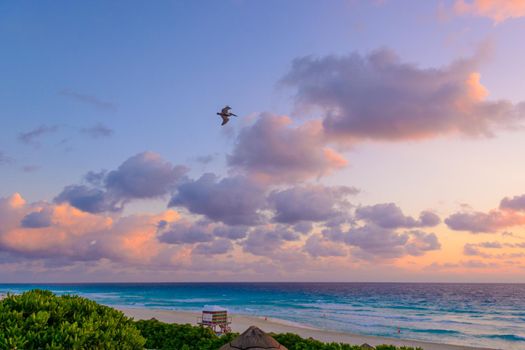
[0,290,423,350]
[0,289,145,350]
[273,333,423,350]
[135,319,423,350]
[134,318,237,350]
[273,332,362,349]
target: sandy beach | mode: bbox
[120,307,498,350]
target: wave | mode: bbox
[410,328,462,335]
[482,334,525,342]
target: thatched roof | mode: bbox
[219,326,288,350]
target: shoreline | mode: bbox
[119,307,499,350]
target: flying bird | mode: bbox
[217,105,237,126]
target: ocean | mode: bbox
[1,283,523,350]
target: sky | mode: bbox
[1,0,525,282]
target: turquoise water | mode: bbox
[1,283,523,349]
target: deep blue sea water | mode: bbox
[1,283,524,350]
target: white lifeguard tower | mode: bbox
[197,305,232,335]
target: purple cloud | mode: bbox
[293,222,314,234]
[60,88,117,111]
[324,224,440,260]
[18,125,59,146]
[55,185,121,213]
[56,152,187,213]
[213,225,248,240]
[304,235,347,257]
[227,114,346,183]
[242,226,300,256]
[0,151,14,165]
[404,230,441,256]
[282,48,524,141]
[21,165,40,173]
[105,152,187,199]
[269,185,357,223]
[500,194,525,211]
[193,239,233,255]
[169,173,266,226]
[356,203,440,229]
[20,208,53,228]
[81,123,114,138]
[157,221,214,244]
[444,210,525,233]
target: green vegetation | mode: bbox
[0,290,145,350]
[134,318,237,350]
[0,290,423,350]
[134,319,423,350]
[272,332,422,350]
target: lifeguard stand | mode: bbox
[197,305,232,335]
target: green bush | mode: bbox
[0,290,423,350]
[134,319,423,350]
[0,289,145,350]
[273,332,362,349]
[273,332,422,350]
[134,318,237,350]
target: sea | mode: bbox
[0,283,523,350]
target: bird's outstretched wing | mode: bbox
[221,116,229,126]
[221,106,231,114]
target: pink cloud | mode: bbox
[282,48,524,142]
[228,114,347,183]
[454,0,525,22]
[446,193,525,233]
[0,194,180,265]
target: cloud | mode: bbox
[213,225,248,240]
[193,154,218,165]
[21,165,40,173]
[293,222,314,234]
[55,185,121,213]
[193,239,233,255]
[18,125,59,146]
[105,152,187,199]
[454,0,525,22]
[227,114,347,183]
[81,123,114,138]
[425,260,500,271]
[404,230,441,256]
[169,173,267,225]
[462,241,525,261]
[282,48,524,142]
[0,193,184,266]
[0,190,445,279]
[56,152,188,213]
[325,224,440,260]
[303,235,347,257]
[60,89,117,111]
[446,193,525,233]
[157,220,214,244]
[242,226,300,256]
[500,194,525,211]
[445,210,525,233]
[479,241,503,248]
[269,185,357,223]
[0,151,14,165]
[356,203,440,229]
[20,208,53,228]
